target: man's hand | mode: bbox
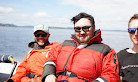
[27,78,37,82]
[45,74,56,82]
[9,57,16,64]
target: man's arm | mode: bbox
[7,54,28,82]
[119,76,122,82]
[93,49,120,82]
[42,60,56,82]
[42,44,62,82]
[117,51,124,82]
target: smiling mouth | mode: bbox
[79,34,87,37]
[134,38,138,40]
[79,36,86,39]
[38,39,44,42]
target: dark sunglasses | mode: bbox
[74,26,92,32]
[34,33,48,37]
[128,28,138,34]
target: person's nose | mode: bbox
[38,35,43,38]
[80,29,85,34]
[135,28,138,35]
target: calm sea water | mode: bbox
[0,27,132,62]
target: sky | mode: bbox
[0,0,138,30]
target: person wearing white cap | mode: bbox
[7,24,59,82]
[33,24,50,48]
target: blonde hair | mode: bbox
[128,14,138,27]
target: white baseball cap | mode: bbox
[34,24,49,34]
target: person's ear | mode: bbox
[93,25,95,31]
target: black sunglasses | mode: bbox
[34,33,48,37]
[74,26,92,32]
[128,28,138,34]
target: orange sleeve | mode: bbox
[9,53,29,82]
[48,43,63,63]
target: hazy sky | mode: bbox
[0,0,138,30]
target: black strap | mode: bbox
[56,71,64,77]
[57,71,77,77]
[56,71,90,82]
[62,48,76,71]
[26,72,40,78]
[26,73,35,78]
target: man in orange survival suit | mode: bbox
[7,24,58,82]
[41,12,119,82]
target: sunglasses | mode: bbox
[34,33,48,37]
[128,28,138,34]
[74,26,92,32]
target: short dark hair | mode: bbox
[128,14,138,27]
[71,12,95,25]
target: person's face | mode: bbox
[74,18,95,43]
[34,30,50,46]
[128,19,138,45]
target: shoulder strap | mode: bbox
[26,49,33,60]
[62,40,77,47]
[87,43,111,56]
[45,51,50,58]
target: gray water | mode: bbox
[0,27,132,62]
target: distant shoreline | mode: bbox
[0,25,73,29]
[0,24,127,32]
[0,26,11,27]
[0,23,17,27]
